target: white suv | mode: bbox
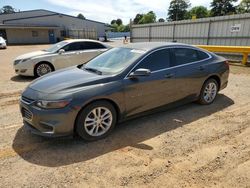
[0,37,7,49]
[13,39,111,77]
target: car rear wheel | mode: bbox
[198,78,218,105]
[76,101,117,141]
[35,63,53,77]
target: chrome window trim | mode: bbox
[124,46,212,79]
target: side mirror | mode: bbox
[58,49,65,54]
[129,68,151,78]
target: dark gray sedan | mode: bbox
[20,42,229,141]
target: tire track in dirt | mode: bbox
[0,90,22,99]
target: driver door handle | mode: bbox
[165,73,174,78]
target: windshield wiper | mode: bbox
[84,67,102,75]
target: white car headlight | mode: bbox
[36,99,71,109]
[22,58,31,62]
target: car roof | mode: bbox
[123,42,195,51]
[65,39,102,43]
[64,39,111,48]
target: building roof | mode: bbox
[0,23,60,29]
[0,9,106,25]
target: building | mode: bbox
[0,9,107,44]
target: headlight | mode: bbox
[14,58,31,66]
[36,99,71,109]
[14,60,22,65]
[22,58,31,62]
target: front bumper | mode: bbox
[20,98,78,137]
[0,44,6,48]
[13,60,35,76]
[14,66,34,76]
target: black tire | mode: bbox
[75,101,117,141]
[198,78,219,105]
[34,62,54,77]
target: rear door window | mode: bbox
[134,49,170,72]
[170,48,209,67]
[83,42,106,50]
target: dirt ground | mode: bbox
[0,44,249,188]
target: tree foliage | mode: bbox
[168,0,190,21]
[133,14,143,24]
[132,11,156,24]
[186,6,209,19]
[0,5,16,14]
[158,18,165,22]
[111,20,116,25]
[237,0,250,13]
[210,0,237,16]
[77,13,85,19]
[138,11,156,24]
[116,18,123,26]
[110,19,123,26]
[110,18,129,32]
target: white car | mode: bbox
[0,37,7,49]
[13,39,111,77]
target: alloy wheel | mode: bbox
[203,82,217,103]
[36,64,52,76]
[84,107,113,137]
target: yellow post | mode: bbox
[242,53,249,65]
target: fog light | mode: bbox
[20,69,27,73]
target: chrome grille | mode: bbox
[21,108,33,120]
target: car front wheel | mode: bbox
[35,63,53,77]
[76,101,117,141]
[198,78,219,105]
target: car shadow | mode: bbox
[12,94,234,167]
[11,75,34,83]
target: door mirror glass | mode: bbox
[58,49,65,54]
[129,68,151,78]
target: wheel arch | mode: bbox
[34,61,55,76]
[73,98,121,133]
[204,75,221,90]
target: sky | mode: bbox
[0,0,240,24]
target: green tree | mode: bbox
[123,24,130,32]
[138,11,156,24]
[77,13,85,19]
[0,5,16,14]
[111,20,116,24]
[187,6,209,19]
[168,0,190,21]
[116,18,123,26]
[237,0,250,13]
[158,18,165,22]
[133,13,143,24]
[210,0,237,16]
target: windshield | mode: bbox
[83,47,145,74]
[44,41,69,53]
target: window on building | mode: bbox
[32,31,38,37]
[60,30,66,37]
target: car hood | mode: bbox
[15,50,51,60]
[28,67,111,94]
